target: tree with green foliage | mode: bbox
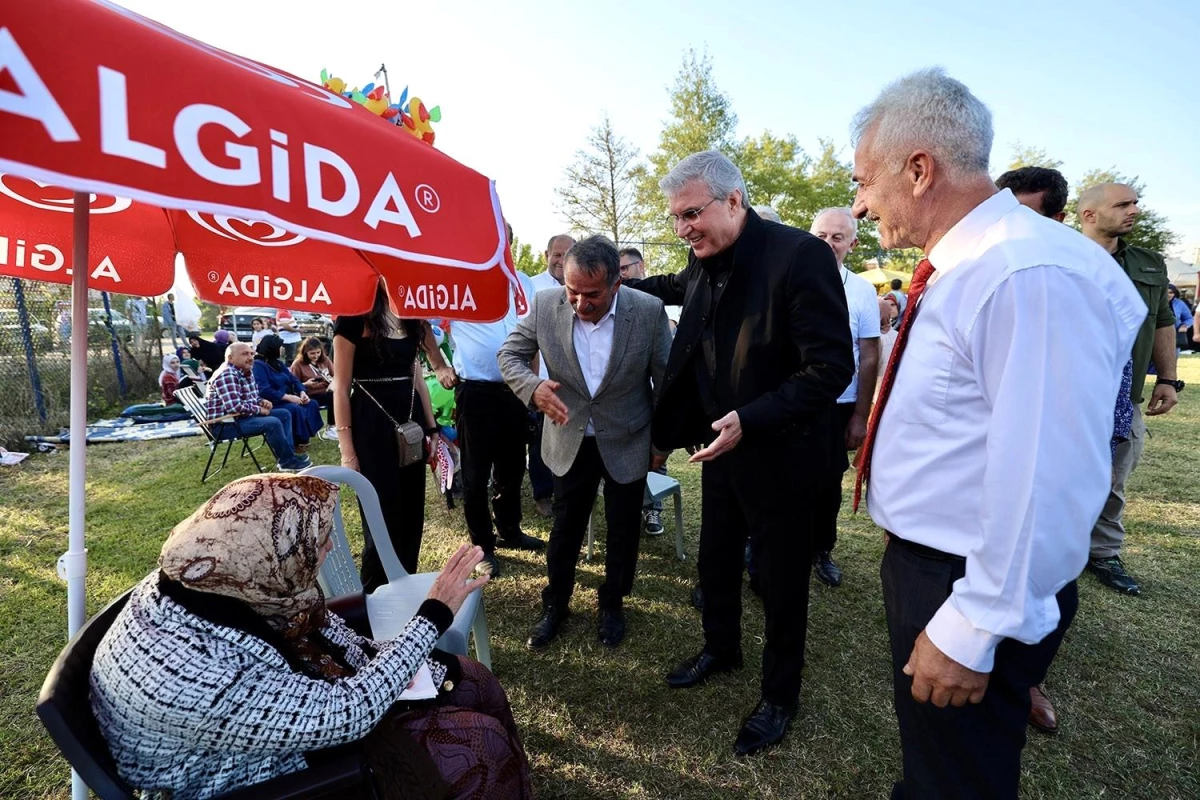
[1005,142,1064,171]
[738,136,879,270]
[508,234,542,277]
[556,114,646,245]
[639,49,738,273]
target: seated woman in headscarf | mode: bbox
[187,330,230,373]
[176,345,211,387]
[90,473,531,800]
[158,353,184,406]
[253,334,324,453]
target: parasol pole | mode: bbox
[61,192,90,800]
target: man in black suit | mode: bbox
[627,150,853,755]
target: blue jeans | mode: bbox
[215,410,296,464]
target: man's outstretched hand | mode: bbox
[689,411,742,462]
[534,380,570,426]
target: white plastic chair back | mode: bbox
[301,465,491,667]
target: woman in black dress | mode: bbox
[332,282,438,591]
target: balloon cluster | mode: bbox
[320,69,442,146]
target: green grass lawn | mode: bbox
[3,359,1199,798]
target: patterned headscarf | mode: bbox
[159,474,339,632]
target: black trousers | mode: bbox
[544,437,645,612]
[882,538,1078,800]
[810,402,857,554]
[351,385,426,592]
[527,412,554,501]
[699,451,814,708]
[455,380,527,551]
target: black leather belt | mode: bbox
[886,532,965,563]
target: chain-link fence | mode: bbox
[0,277,167,449]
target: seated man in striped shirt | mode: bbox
[204,341,311,471]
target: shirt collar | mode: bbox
[927,189,1019,277]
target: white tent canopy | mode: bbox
[1166,258,1197,289]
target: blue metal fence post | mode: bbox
[12,278,48,423]
[100,291,127,398]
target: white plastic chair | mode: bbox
[301,465,491,669]
[586,471,686,562]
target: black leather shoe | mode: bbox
[733,699,796,756]
[526,606,567,650]
[597,608,626,647]
[1086,556,1141,596]
[476,552,501,579]
[665,649,742,688]
[498,530,546,551]
[813,551,843,587]
[690,584,705,611]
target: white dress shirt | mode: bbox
[529,271,560,379]
[530,270,560,293]
[839,265,883,404]
[868,189,1146,672]
[451,273,533,382]
[571,291,618,435]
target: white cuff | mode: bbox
[925,597,1003,673]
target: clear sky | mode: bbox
[115,0,1200,262]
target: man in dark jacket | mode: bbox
[627,150,853,755]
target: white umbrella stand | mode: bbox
[56,192,90,800]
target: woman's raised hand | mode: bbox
[426,545,489,615]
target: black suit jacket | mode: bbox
[629,211,853,479]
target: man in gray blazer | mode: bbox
[499,235,672,649]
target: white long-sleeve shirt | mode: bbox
[868,189,1145,672]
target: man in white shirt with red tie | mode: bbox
[849,68,1145,799]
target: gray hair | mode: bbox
[851,67,993,177]
[564,235,622,286]
[660,150,749,208]
[812,206,858,236]
[753,205,781,223]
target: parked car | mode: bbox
[219,306,332,343]
[0,309,54,350]
[87,308,134,342]
[291,310,334,341]
[219,306,276,342]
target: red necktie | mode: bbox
[853,258,937,512]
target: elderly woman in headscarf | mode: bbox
[253,333,324,453]
[158,353,183,406]
[90,474,531,800]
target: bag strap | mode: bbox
[353,379,416,426]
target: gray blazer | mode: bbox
[499,286,672,484]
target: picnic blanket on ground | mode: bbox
[25,417,203,445]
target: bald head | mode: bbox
[1078,182,1140,241]
[226,341,254,372]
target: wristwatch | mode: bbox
[1155,377,1184,391]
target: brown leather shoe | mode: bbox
[1029,684,1058,734]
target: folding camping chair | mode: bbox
[175,385,267,483]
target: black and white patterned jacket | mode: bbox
[89,574,445,799]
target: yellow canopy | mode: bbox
[858,267,911,289]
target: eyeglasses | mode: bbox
[619,259,643,272]
[668,199,716,226]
